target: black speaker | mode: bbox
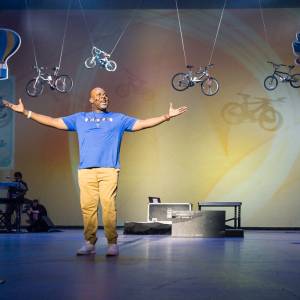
[124,222,171,235]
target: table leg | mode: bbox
[234,206,237,228]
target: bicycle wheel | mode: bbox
[105,60,117,72]
[201,77,219,96]
[264,76,278,90]
[259,108,282,131]
[26,79,44,97]
[171,73,189,91]
[221,103,244,124]
[85,57,96,68]
[55,75,73,93]
[290,74,300,88]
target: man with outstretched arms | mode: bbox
[3,87,187,256]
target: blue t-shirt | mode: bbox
[62,111,137,169]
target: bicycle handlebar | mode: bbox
[267,61,286,68]
[187,64,214,72]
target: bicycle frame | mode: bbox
[193,72,206,82]
[34,68,55,86]
[187,70,209,83]
[273,70,292,81]
[92,48,109,65]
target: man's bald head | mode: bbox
[89,87,109,112]
[90,87,105,99]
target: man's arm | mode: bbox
[2,98,67,130]
[132,102,187,131]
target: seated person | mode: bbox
[5,171,28,231]
[26,199,48,232]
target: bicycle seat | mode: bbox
[207,64,214,68]
[267,61,283,68]
[93,47,101,54]
[186,65,194,69]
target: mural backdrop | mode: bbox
[0,7,300,227]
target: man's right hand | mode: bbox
[2,98,68,130]
[2,98,25,114]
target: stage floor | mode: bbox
[1,230,300,300]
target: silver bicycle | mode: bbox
[171,64,219,96]
[26,66,73,97]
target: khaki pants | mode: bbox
[78,168,119,245]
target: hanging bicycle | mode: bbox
[172,0,225,96]
[264,61,300,91]
[26,66,73,97]
[84,47,117,71]
[79,0,140,72]
[25,0,73,97]
[171,64,219,96]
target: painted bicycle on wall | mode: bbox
[84,47,117,71]
[26,66,73,97]
[264,61,300,91]
[171,64,219,96]
[221,93,284,131]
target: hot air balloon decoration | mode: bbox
[0,28,21,80]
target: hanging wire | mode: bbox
[259,0,270,46]
[78,0,95,46]
[25,0,39,68]
[57,0,72,70]
[208,0,227,65]
[109,0,143,56]
[109,13,135,55]
[175,0,187,67]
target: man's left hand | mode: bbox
[168,102,188,118]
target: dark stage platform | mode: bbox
[1,230,300,300]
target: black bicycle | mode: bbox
[264,61,300,90]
